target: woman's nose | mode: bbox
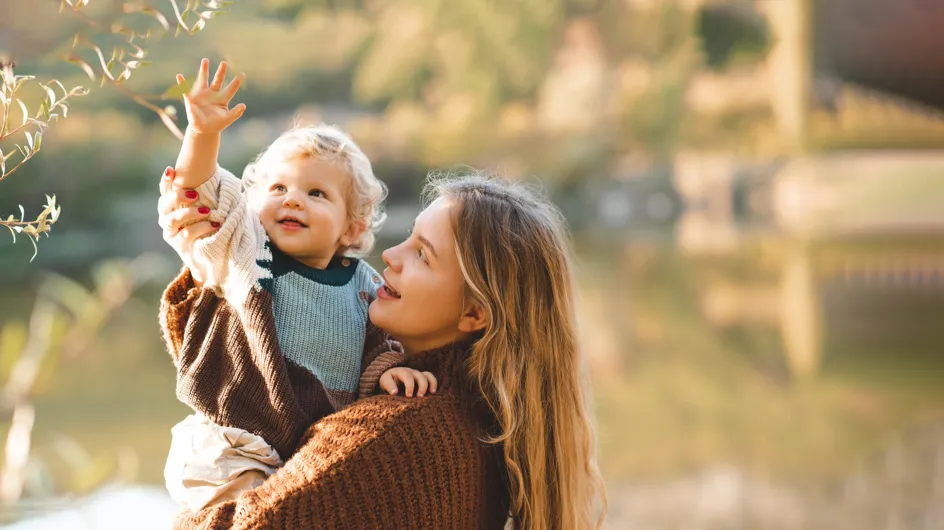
[382,245,402,272]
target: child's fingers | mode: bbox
[210,61,227,91]
[378,372,398,395]
[195,58,209,88]
[223,104,246,127]
[221,72,244,102]
[399,373,415,398]
[414,370,429,397]
[175,74,185,86]
[423,371,438,394]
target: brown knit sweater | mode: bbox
[163,271,511,529]
[160,268,404,460]
[172,344,512,529]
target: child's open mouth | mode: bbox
[278,216,308,229]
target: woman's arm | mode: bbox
[159,165,262,297]
[173,396,497,530]
[175,398,418,529]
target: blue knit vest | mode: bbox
[264,244,382,396]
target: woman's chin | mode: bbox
[368,301,390,328]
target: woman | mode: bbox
[158,169,607,529]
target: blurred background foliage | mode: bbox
[2,0,944,528]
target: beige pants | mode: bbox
[164,414,283,513]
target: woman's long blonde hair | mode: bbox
[426,171,607,529]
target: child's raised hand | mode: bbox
[378,367,438,398]
[177,58,246,134]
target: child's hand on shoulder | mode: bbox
[177,58,246,134]
[379,367,438,398]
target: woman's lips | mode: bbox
[377,284,400,300]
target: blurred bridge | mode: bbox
[672,0,944,377]
[814,0,944,112]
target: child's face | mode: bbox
[252,156,362,269]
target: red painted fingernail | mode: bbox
[211,222,220,228]
[164,167,173,177]
[185,191,198,199]
[198,207,210,214]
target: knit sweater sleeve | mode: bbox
[174,397,501,530]
[187,166,265,302]
[159,267,312,459]
[358,321,405,398]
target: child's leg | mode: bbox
[164,414,283,513]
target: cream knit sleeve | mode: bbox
[187,166,270,303]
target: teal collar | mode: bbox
[270,245,359,286]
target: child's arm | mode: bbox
[357,318,438,398]
[358,317,406,399]
[173,58,245,190]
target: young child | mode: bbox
[159,59,433,513]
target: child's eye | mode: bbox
[270,184,286,193]
[309,189,325,198]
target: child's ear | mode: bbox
[457,298,488,334]
[339,219,368,248]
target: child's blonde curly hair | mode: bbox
[242,124,387,257]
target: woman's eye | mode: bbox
[417,247,426,261]
[309,189,324,198]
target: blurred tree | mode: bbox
[0,257,162,505]
[253,0,701,177]
[0,0,232,260]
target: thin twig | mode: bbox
[0,117,40,143]
[0,150,37,185]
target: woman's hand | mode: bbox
[178,58,246,135]
[159,167,221,287]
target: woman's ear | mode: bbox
[339,219,368,248]
[458,298,488,334]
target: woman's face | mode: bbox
[369,197,471,354]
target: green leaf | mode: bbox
[64,55,96,80]
[41,84,57,107]
[28,233,38,262]
[162,79,193,99]
[16,98,28,127]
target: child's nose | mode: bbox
[282,195,301,209]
